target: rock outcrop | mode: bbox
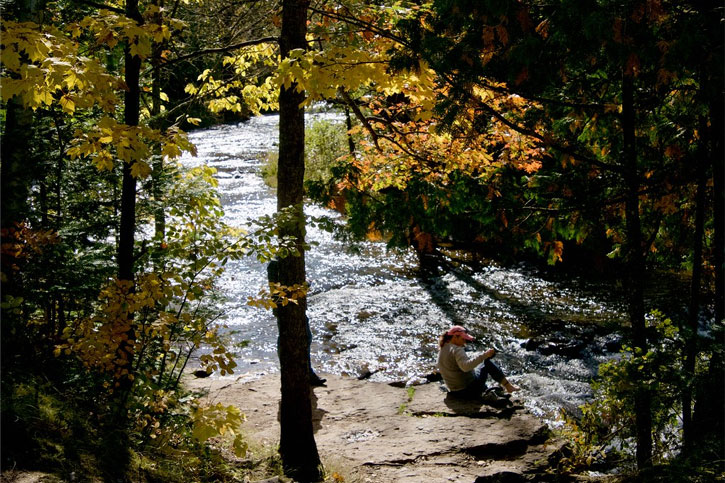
[186,373,567,482]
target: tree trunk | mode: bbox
[621,72,653,469]
[709,97,724,329]
[681,139,706,454]
[275,0,322,480]
[151,0,166,240]
[692,90,725,461]
[118,0,142,284]
[345,106,356,156]
[0,99,33,276]
[114,0,141,393]
[102,0,143,478]
[0,0,39,371]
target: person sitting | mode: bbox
[437,325,519,399]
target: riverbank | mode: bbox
[185,371,609,482]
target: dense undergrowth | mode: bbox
[1,369,283,482]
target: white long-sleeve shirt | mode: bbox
[437,343,487,392]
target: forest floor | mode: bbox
[185,371,590,483]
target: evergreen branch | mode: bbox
[474,96,625,175]
[480,80,611,112]
[308,5,408,46]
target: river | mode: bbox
[180,112,628,423]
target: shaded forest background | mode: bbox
[1,0,723,481]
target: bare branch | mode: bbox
[161,36,279,67]
[73,0,125,14]
[339,88,381,151]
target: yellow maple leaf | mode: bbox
[130,160,152,178]
[59,95,76,113]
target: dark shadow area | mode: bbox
[417,254,610,351]
[276,386,327,435]
[473,470,530,482]
[310,388,327,434]
[417,254,470,328]
[465,439,530,460]
[441,393,518,419]
[419,255,566,331]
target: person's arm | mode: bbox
[453,345,488,372]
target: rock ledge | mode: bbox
[186,373,567,482]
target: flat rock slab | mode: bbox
[186,373,564,482]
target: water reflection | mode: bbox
[180,113,627,422]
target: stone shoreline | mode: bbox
[186,372,582,482]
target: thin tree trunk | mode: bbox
[115,0,141,390]
[710,97,724,330]
[345,106,356,156]
[681,141,706,454]
[692,92,725,460]
[151,0,166,240]
[102,0,143,477]
[275,0,322,480]
[621,71,653,469]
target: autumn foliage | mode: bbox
[1,0,722,479]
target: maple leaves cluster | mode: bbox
[1,21,121,113]
[68,117,196,176]
[1,15,193,176]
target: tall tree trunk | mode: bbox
[115,0,141,396]
[0,98,33,275]
[118,0,142,284]
[681,139,706,454]
[692,91,725,461]
[102,0,143,478]
[151,0,166,240]
[274,0,322,480]
[0,0,41,372]
[621,72,653,469]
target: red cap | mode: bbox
[446,325,474,341]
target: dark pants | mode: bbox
[448,359,505,399]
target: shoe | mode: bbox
[480,391,512,407]
[486,387,510,398]
[310,375,327,387]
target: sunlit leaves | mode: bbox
[67,117,196,176]
[56,164,241,387]
[272,43,437,115]
[56,277,143,383]
[247,282,308,310]
[191,403,247,457]
[75,10,172,59]
[1,21,121,112]
[184,44,280,115]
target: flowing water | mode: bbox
[180,113,628,423]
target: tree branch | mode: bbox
[161,36,279,67]
[479,80,612,112]
[308,5,408,46]
[338,88,381,151]
[473,95,625,175]
[73,0,125,14]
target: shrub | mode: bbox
[259,118,349,190]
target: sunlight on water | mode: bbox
[180,113,628,423]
